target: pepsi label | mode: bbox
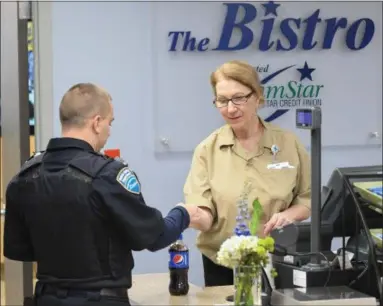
[169,251,189,269]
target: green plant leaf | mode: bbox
[250,198,263,236]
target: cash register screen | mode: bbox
[368,186,382,197]
[296,110,312,127]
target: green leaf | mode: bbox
[250,198,263,236]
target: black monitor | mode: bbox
[272,165,383,301]
[274,165,382,254]
[320,165,382,237]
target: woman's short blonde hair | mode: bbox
[210,60,265,106]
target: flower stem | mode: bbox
[235,272,256,306]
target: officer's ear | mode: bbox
[92,115,103,135]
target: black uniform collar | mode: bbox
[47,137,95,152]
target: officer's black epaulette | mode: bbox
[19,151,46,174]
[88,150,112,161]
[113,156,129,167]
[89,151,129,167]
[27,150,46,161]
[68,151,129,179]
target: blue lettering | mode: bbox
[302,9,322,50]
[183,31,196,51]
[213,3,257,51]
[259,18,275,51]
[346,18,375,50]
[168,31,184,51]
[276,18,301,51]
[167,3,376,52]
[182,31,197,51]
[322,18,347,49]
[198,38,210,51]
[168,31,210,51]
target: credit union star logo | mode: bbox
[256,62,324,122]
[297,61,316,81]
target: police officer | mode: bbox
[3,83,201,306]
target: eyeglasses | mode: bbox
[213,91,253,108]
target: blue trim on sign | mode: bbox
[261,65,295,85]
[265,109,290,122]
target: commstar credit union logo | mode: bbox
[259,61,324,122]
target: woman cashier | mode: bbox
[183,60,311,287]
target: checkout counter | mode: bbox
[128,273,378,305]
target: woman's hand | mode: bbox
[263,204,310,236]
[263,212,293,236]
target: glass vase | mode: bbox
[234,265,262,306]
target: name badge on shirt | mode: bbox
[267,162,295,170]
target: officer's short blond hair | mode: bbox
[210,60,265,106]
[59,83,112,128]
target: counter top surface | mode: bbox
[130,273,234,305]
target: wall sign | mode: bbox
[150,1,381,151]
[257,62,323,122]
[168,1,375,52]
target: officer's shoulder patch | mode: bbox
[116,167,141,194]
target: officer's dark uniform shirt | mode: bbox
[3,138,190,289]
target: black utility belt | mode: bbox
[35,283,128,300]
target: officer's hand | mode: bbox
[176,203,213,232]
[263,212,292,236]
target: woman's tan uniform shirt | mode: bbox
[184,118,311,264]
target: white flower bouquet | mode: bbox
[217,235,275,306]
[216,195,276,306]
[217,235,275,270]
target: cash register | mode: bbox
[269,107,382,306]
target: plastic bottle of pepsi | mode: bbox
[168,233,189,296]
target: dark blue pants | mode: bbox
[202,254,233,286]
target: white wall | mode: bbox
[35,2,382,286]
